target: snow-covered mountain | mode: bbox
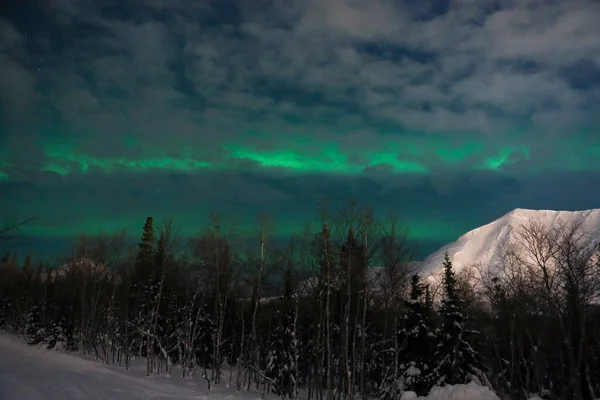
[41,257,118,282]
[420,208,600,277]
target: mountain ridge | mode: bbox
[420,208,600,277]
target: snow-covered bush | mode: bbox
[400,382,500,400]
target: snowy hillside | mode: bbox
[420,208,600,277]
[40,257,118,282]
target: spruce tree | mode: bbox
[265,306,298,399]
[432,252,485,387]
[22,253,30,269]
[156,231,169,276]
[131,217,157,358]
[397,274,436,396]
[379,275,436,400]
[136,217,156,276]
[24,305,44,344]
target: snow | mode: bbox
[0,334,258,400]
[400,382,500,400]
[45,257,117,281]
[0,332,505,400]
[421,208,600,277]
[0,333,515,400]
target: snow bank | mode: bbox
[400,382,500,400]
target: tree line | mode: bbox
[0,206,599,400]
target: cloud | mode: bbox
[1,0,600,253]
[295,0,404,40]
[0,18,39,136]
[2,0,599,161]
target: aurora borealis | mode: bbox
[2,0,600,258]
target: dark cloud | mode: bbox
[3,0,599,149]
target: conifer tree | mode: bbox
[22,253,30,270]
[24,305,44,344]
[397,274,436,396]
[0,253,18,290]
[195,308,216,369]
[154,231,168,299]
[432,252,485,387]
[265,306,299,399]
[131,217,157,359]
[136,217,156,276]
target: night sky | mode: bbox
[1,0,600,259]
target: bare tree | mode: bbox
[321,221,334,400]
[0,214,34,245]
[483,218,600,399]
[247,213,273,389]
[552,221,599,400]
[377,212,415,398]
[355,206,378,400]
[145,220,179,376]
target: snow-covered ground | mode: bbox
[0,334,257,400]
[0,333,514,400]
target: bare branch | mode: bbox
[0,214,34,242]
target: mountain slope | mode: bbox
[420,208,600,276]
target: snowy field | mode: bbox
[0,333,504,400]
[0,334,259,400]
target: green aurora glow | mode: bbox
[0,138,549,247]
[2,135,491,245]
[1,140,545,179]
[20,210,465,244]
[0,160,11,181]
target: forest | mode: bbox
[0,204,599,400]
